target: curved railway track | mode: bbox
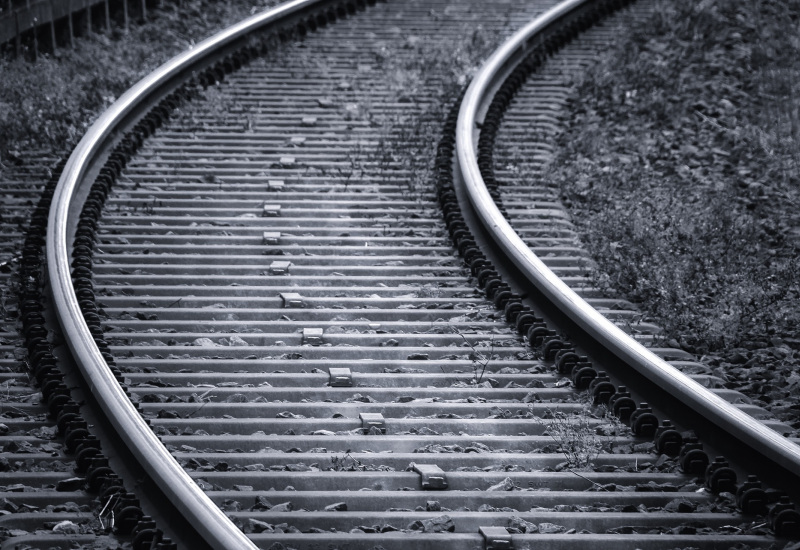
[4,0,800,548]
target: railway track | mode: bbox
[4,0,799,548]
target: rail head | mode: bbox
[455,0,800,481]
[46,1,333,548]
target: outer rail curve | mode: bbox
[46,2,330,548]
[455,0,800,485]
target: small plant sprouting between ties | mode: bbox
[450,327,494,384]
[330,452,366,472]
[538,400,627,471]
[542,409,602,470]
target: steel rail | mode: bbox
[46,1,331,548]
[455,0,800,482]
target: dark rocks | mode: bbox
[507,516,538,533]
[252,496,273,510]
[220,499,241,511]
[55,477,84,492]
[407,514,455,532]
[538,522,567,534]
[487,477,517,491]
[52,520,80,534]
[245,519,274,533]
[665,498,698,513]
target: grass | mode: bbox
[0,0,282,172]
[346,19,496,199]
[549,0,800,354]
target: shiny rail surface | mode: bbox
[46,2,332,548]
[40,0,800,548]
[455,0,800,494]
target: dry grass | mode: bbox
[549,0,800,353]
[0,0,281,171]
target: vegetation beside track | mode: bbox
[549,0,800,432]
[2,0,797,433]
[0,0,280,169]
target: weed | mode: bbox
[541,408,601,469]
[537,396,627,470]
[337,21,496,204]
[142,197,158,215]
[330,452,366,472]
[449,326,494,384]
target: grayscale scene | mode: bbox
[0,0,798,548]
